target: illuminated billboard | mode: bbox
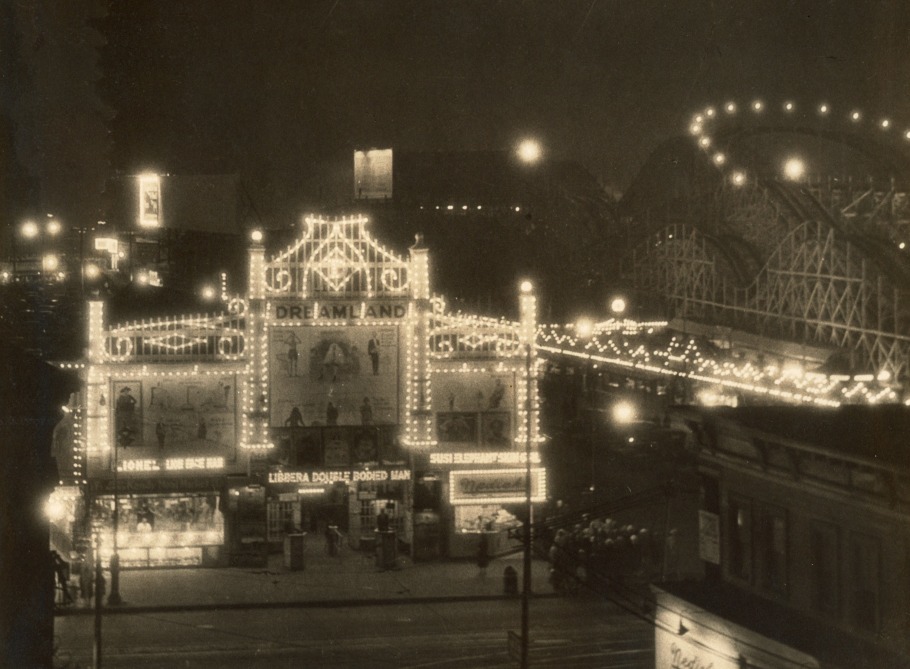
[138,174,162,228]
[449,468,546,505]
[353,149,393,200]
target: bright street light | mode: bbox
[612,400,636,424]
[20,221,39,239]
[41,254,60,272]
[783,157,805,181]
[575,317,595,339]
[516,139,542,164]
[609,297,627,317]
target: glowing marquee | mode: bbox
[449,468,546,505]
[118,457,225,473]
[430,452,541,465]
[269,468,411,485]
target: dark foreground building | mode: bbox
[0,348,78,668]
[658,405,910,668]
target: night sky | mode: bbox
[101,0,910,214]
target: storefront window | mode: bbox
[93,493,223,568]
[728,496,752,582]
[453,505,520,533]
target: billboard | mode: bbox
[138,174,162,228]
[354,149,393,200]
[270,325,400,427]
[432,372,516,449]
[111,375,237,458]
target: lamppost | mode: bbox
[518,279,537,669]
[574,317,596,503]
[92,524,103,669]
[108,438,122,605]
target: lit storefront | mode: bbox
[72,214,545,567]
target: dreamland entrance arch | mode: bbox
[72,215,545,568]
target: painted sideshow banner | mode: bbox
[270,325,399,427]
[323,429,351,467]
[113,381,142,448]
[432,372,516,448]
[112,376,237,456]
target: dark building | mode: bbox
[0,348,78,668]
[656,405,910,668]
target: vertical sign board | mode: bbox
[353,149,393,200]
[698,510,721,565]
[138,174,162,228]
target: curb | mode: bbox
[54,592,557,617]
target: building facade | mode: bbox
[57,215,544,568]
[654,406,910,668]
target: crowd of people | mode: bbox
[545,516,675,595]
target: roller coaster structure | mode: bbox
[620,99,910,384]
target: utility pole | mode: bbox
[92,531,102,669]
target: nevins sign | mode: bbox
[449,468,546,505]
[273,302,408,320]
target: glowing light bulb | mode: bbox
[851,110,861,122]
[784,101,794,112]
[783,157,805,181]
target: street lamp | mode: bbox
[516,139,542,165]
[783,157,805,181]
[609,297,627,319]
[20,220,39,240]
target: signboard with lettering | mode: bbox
[272,302,407,321]
[430,451,541,466]
[449,468,546,505]
[268,468,411,487]
[270,325,399,427]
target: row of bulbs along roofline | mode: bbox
[689,99,910,188]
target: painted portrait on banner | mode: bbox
[432,372,516,448]
[112,376,237,457]
[113,381,142,448]
[270,325,399,427]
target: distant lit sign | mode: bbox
[138,174,162,228]
[430,452,541,466]
[354,149,393,200]
[449,468,546,505]
[268,468,411,486]
[94,237,119,254]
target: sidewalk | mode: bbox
[55,539,554,616]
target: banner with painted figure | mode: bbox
[432,372,516,449]
[113,377,237,455]
[270,326,399,427]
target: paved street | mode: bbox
[55,598,654,668]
